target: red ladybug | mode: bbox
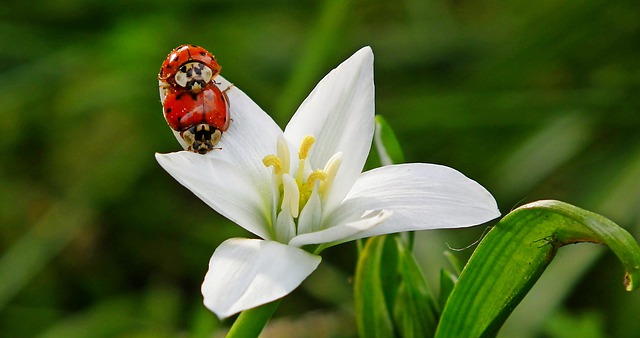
[159,45,231,154]
[158,44,222,94]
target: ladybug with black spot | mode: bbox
[158,44,230,154]
[159,44,221,95]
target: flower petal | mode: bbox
[284,47,375,213]
[202,238,321,319]
[157,77,286,239]
[289,209,392,247]
[211,76,284,169]
[326,163,500,241]
[155,152,272,239]
[275,208,296,243]
[165,76,282,158]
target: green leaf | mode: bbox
[443,250,464,276]
[393,236,439,338]
[354,235,399,338]
[374,115,405,165]
[355,235,440,338]
[438,269,457,311]
[435,200,640,338]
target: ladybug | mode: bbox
[162,83,230,154]
[158,44,222,97]
[159,45,231,154]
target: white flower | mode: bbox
[155,47,500,319]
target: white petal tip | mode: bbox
[351,46,374,66]
[356,46,373,57]
[201,239,321,319]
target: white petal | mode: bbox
[155,152,272,239]
[202,238,321,319]
[289,209,392,247]
[156,78,285,239]
[284,47,375,213]
[212,76,283,171]
[163,76,282,156]
[326,163,500,240]
[275,208,296,243]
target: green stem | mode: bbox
[226,299,282,338]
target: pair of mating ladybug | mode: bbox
[158,44,230,154]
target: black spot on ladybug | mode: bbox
[166,108,172,113]
[176,93,183,100]
[190,93,198,101]
[200,51,206,56]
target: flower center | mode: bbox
[263,135,342,241]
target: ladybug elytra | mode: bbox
[158,44,230,154]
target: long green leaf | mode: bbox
[355,235,441,338]
[436,200,640,338]
[374,115,406,166]
[393,236,439,338]
[438,269,457,312]
[354,235,399,338]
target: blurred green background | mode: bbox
[1,0,639,337]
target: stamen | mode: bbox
[305,170,328,191]
[281,174,300,218]
[263,155,283,174]
[298,136,315,160]
[276,135,290,174]
[296,136,315,186]
[320,151,342,198]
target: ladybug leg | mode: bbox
[158,80,174,103]
[212,78,235,93]
[222,83,235,93]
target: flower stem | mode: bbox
[226,299,282,338]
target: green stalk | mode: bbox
[225,299,282,338]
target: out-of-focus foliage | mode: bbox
[0,0,638,337]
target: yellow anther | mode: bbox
[305,170,328,191]
[298,136,316,160]
[263,155,283,174]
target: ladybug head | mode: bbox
[174,62,214,93]
[181,123,222,154]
